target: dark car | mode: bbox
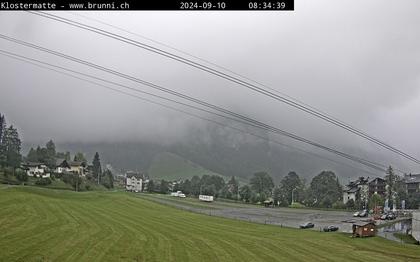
[299,222,315,229]
[323,225,339,232]
[381,213,396,220]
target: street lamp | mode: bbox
[291,187,296,205]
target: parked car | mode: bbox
[381,213,396,220]
[299,222,315,229]
[358,210,368,217]
[178,193,186,198]
[323,225,339,232]
[353,210,368,217]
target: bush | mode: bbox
[35,177,52,186]
[289,202,305,208]
[346,199,355,210]
[4,167,14,177]
[15,169,28,182]
[332,201,346,210]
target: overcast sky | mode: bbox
[0,0,419,172]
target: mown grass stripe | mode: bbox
[1,187,419,262]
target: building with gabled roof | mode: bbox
[55,159,71,173]
[343,177,369,205]
[368,177,386,197]
[125,171,145,192]
[22,162,50,178]
[405,174,420,194]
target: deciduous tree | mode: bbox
[279,171,304,205]
[308,171,342,208]
[101,169,114,189]
[239,185,252,202]
[249,171,274,196]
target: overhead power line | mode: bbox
[68,11,343,120]
[26,11,420,165]
[0,36,400,173]
[0,50,384,177]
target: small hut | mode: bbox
[263,199,274,207]
[352,222,376,237]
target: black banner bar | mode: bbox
[0,0,294,11]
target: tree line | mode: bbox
[150,167,419,210]
[0,113,22,170]
[145,170,344,209]
[0,113,113,191]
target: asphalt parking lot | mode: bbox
[137,194,370,233]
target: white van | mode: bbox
[199,195,214,202]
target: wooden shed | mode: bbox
[352,222,377,237]
[263,199,274,207]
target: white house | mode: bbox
[55,159,71,173]
[22,162,50,178]
[343,177,369,205]
[125,172,143,192]
[69,161,85,176]
[55,159,86,176]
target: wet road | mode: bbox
[137,194,371,233]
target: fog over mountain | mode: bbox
[2,0,420,181]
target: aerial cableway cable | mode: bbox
[0,35,399,173]
[0,50,385,177]
[0,37,400,173]
[26,11,420,165]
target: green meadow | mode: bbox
[0,186,419,261]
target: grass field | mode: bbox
[1,187,419,261]
[394,233,419,245]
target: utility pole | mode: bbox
[291,188,296,205]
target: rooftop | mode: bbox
[404,174,420,184]
[353,221,376,227]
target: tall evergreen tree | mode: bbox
[384,166,405,208]
[45,140,56,168]
[101,169,114,189]
[56,151,71,161]
[147,180,155,192]
[385,166,396,201]
[0,114,6,166]
[26,147,38,162]
[36,146,48,164]
[2,125,22,168]
[73,152,87,162]
[0,114,5,144]
[92,152,102,184]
